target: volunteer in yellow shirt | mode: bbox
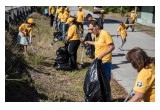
[99,9,105,29]
[76,6,85,35]
[55,6,63,31]
[49,6,56,27]
[117,21,128,51]
[85,20,115,82]
[64,7,70,19]
[126,47,155,102]
[18,18,35,54]
[130,10,137,31]
[59,7,68,40]
[66,17,80,69]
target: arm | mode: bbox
[29,29,33,43]
[117,27,120,36]
[128,91,144,102]
[19,24,27,36]
[85,41,95,45]
[97,43,115,59]
[48,7,51,16]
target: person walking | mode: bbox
[130,9,137,31]
[126,47,155,102]
[117,21,128,51]
[85,20,115,82]
[76,6,85,36]
[17,18,35,55]
[66,17,80,69]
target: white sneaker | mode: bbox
[119,47,124,51]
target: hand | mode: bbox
[97,55,103,60]
[116,34,119,38]
[85,41,90,45]
[23,31,27,36]
[29,40,32,44]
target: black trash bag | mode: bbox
[83,59,111,102]
[53,31,62,41]
[53,43,72,70]
[82,33,95,59]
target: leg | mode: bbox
[24,45,27,54]
[50,14,53,27]
[68,40,80,69]
[103,62,112,82]
[80,23,84,35]
[120,38,126,49]
[62,23,66,40]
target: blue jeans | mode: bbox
[103,62,112,82]
[62,22,67,40]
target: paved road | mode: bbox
[69,6,155,94]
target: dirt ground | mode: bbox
[24,13,128,102]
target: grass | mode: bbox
[25,54,46,65]
[135,23,155,37]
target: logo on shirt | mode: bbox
[136,81,143,88]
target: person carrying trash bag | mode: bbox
[85,20,115,82]
[83,58,111,102]
[17,18,35,55]
[65,17,80,70]
[126,47,155,102]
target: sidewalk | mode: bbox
[69,6,155,94]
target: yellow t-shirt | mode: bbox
[60,13,66,22]
[19,23,32,36]
[64,10,70,18]
[76,11,85,23]
[67,24,80,41]
[130,13,136,21]
[117,24,128,39]
[94,30,113,62]
[58,12,63,19]
[49,6,56,15]
[60,11,70,22]
[133,64,155,102]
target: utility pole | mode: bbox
[120,6,123,16]
[135,6,137,15]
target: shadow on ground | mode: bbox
[5,79,48,102]
[112,98,126,102]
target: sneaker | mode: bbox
[119,47,124,51]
